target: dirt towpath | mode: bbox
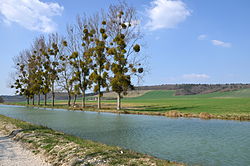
[0,131,50,166]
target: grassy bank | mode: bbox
[5,101,250,121]
[5,89,250,121]
[7,89,250,120]
[0,114,183,166]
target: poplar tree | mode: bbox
[89,21,110,109]
[28,54,39,105]
[69,49,92,108]
[34,54,43,105]
[47,33,65,107]
[11,2,145,110]
[67,17,93,108]
[32,36,47,105]
[57,40,75,106]
[11,50,34,105]
[64,24,82,107]
[106,3,144,110]
[33,36,51,106]
[42,50,51,106]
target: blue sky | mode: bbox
[0,0,250,95]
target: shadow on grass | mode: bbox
[0,127,49,141]
[127,105,199,112]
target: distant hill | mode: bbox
[136,84,250,96]
[131,88,250,100]
[1,92,97,103]
[2,83,250,103]
[0,95,26,103]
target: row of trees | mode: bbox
[11,2,144,110]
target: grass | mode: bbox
[123,90,250,116]
[2,89,249,164]
[0,114,182,166]
[6,88,250,120]
[122,89,250,113]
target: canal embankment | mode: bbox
[3,103,250,121]
[0,114,183,166]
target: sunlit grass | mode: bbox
[8,89,250,116]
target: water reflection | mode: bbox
[0,105,249,166]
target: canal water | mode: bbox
[0,105,249,166]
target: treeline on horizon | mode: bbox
[11,2,144,110]
[139,83,250,95]
[5,83,249,103]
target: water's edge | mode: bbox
[0,114,181,166]
[0,104,249,166]
[2,103,250,121]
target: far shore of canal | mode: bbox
[2,103,250,121]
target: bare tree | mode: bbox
[11,49,34,105]
[65,16,94,108]
[31,36,47,105]
[57,43,74,106]
[105,2,145,110]
[46,33,66,106]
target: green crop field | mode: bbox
[120,89,250,116]
[9,88,250,117]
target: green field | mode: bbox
[121,89,250,116]
[9,88,250,118]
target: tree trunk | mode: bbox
[27,97,29,105]
[32,97,35,105]
[97,90,101,109]
[44,94,47,106]
[73,94,77,106]
[117,93,121,110]
[82,91,85,108]
[67,93,71,107]
[38,94,40,105]
[97,68,101,109]
[52,83,55,107]
[52,92,55,107]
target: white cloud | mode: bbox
[182,74,210,79]
[145,0,191,31]
[198,34,207,40]
[211,40,231,48]
[0,0,64,33]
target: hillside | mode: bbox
[101,84,250,99]
[2,84,250,103]
[137,84,250,95]
[130,88,250,100]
